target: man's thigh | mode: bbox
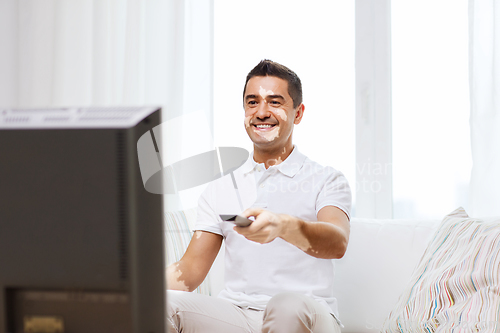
[262,292,341,333]
[167,290,262,333]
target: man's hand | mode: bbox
[234,206,350,259]
[234,208,288,244]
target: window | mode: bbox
[391,0,471,218]
[213,0,472,219]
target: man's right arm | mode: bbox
[166,230,223,291]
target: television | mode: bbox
[0,106,165,333]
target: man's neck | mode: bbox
[253,144,294,169]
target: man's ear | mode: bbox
[294,103,305,125]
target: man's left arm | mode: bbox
[235,205,350,259]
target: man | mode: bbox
[167,60,351,332]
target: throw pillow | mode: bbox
[381,207,500,332]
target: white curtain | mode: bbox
[0,0,214,210]
[469,0,500,217]
[0,0,212,120]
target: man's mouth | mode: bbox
[253,123,277,131]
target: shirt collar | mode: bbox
[240,145,307,178]
[239,152,259,175]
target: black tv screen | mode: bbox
[0,106,165,333]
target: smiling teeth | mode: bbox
[256,124,273,128]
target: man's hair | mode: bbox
[243,59,303,108]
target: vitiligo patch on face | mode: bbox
[275,109,287,121]
[245,115,252,128]
[259,86,274,99]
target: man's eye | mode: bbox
[248,100,257,106]
[269,101,280,106]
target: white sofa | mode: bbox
[166,212,440,332]
[204,217,440,333]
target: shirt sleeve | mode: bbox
[194,182,224,236]
[315,167,352,220]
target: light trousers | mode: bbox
[167,290,342,333]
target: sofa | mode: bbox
[165,208,500,332]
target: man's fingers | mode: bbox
[233,226,272,244]
[234,208,279,244]
[233,221,264,235]
[242,207,265,218]
[233,226,246,234]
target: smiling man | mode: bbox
[167,60,351,333]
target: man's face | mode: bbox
[243,76,303,151]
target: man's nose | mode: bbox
[255,100,271,119]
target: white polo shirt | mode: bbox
[195,146,351,318]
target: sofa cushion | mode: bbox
[381,208,500,332]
